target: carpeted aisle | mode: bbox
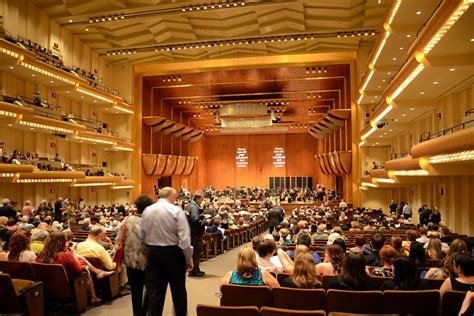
[85,241,249,316]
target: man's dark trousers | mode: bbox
[146,245,187,316]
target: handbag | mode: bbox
[113,217,128,264]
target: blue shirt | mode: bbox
[229,269,264,286]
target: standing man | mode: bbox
[402,202,413,219]
[186,191,206,277]
[54,197,63,222]
[267,203,283,234]
[141,187,193,316]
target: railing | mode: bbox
[2,30,121,97]
[390,151,410,160]
[419,119,474,143]
[3,94,121,138]
[465,108,474,116]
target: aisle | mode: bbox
[85,241,248,316]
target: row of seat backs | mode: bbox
[0,260,75,298]
[198,305,325,316]
[220,285,465,316]
[274,273,444,290]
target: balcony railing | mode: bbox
[390,151,410,160]
[419,119,474,143]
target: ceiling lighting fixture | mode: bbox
[416,11,421,15]
[449,68,456,71]
[112,185,134,190]
[89,14,126,23]
[374,178,396,183]
[361,182,378,188]
[358,140,365,147]
[16,178,74,184]
[433,81,438,84]
[113,105,134,114]
[102,28,379,56]
[391,63,425,100]
[361,126,377,140]
[424,1,472,55]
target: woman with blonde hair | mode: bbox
[277,244,310,274]
[426,238,446,260]
[281,252,321,288]
[220,247,279,288]
[425,238,467,280]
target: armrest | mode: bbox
[19,281,43,295]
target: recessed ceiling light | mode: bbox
[379,135,383,138]
[394,119,399,122]
[9,66,14,69]
[392,57,397,60]
[406,34,411,38]
[31,74,35,77]
[375,142,379,145]
[8,124,12,127]
[384,132,387,135]
[410,108,415,110]
[371,100,374,103]
[382,79,386,82]
[399,47,404,50]
[86,28,89,32]
[449,68,456,71]
[402,114,406,117]
[50,81,54,83]
[416,11,421,15]
[378,86,382,88]
[387,72,392,75]
[420,92,425,95]
[389,129,393,132]
[433,81,438,84]
[69,19,73,23]
[471,38,474,42]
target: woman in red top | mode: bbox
[37,232,102,304]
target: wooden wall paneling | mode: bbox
[142,154,157,176]
[174,156,187,175]
[182,157,196,176]
[162,155,178,176]
[153,155,168,176]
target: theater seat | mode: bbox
[0,273,44,316]
[84,256,120,299]
[441,290,466,316]
[220,284,271,308]
[0,261,36,280]
[326,290,383,314]
[271,287,326,310]
[196,304,259,316]
[260,306,326,316]
[382,290,439,315]
[31,263,88,313]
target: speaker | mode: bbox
[285,177,290,189]
[102,162,107,167]
[269,177,274,189]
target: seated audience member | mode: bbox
[0,198,16,219]
[220,247,279,288]
[316,244,346,276]
[278,228,291,245]
[285,233,320,264]
[349,234,366,254]
[329,252,378,291]
[460,291,474,316]
[363,233,384,266]
[77,225,129,295]
[381,256,427,291]
[390,236,404,255]
[409,241,427,267]
[29,229,49,254]
[18,215,34,230]
[440,253,474,297]
[440,226,453,243]
[278,244,309,274]
[37,232,102,304]
[402,230,418,255]
[416,227,430,245]
[312,223,329,241]
[426,238,446,260]
[371,245,399,277]
[206,219,223,239]
[333,238,347,253]
[6,230,36,262]
[349,221,361,232]
[256,237,283,273]
[281,252,321,288]
[424,238,466,280]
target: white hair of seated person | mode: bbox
[21,215,29,223]
[2,198,10,206]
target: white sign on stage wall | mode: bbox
[236,147,248,168]
[273,147,285,168]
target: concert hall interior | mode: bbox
[0,0,473,315]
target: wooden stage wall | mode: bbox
[188,133,334,190]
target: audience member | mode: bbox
[363,233,384,266]
[381,256,426,290]
[29,229,48,254]
[316,244,346,276]
[220,247,278,288]
[328,252,378,291]
[349,234,366,254]
[6,230,36,262]
[281,252,321,288]
[440,253,474,297]
[371,245,398,277]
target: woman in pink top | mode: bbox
[21,200,34,218]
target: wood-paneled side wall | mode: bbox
[188,133,327,190]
